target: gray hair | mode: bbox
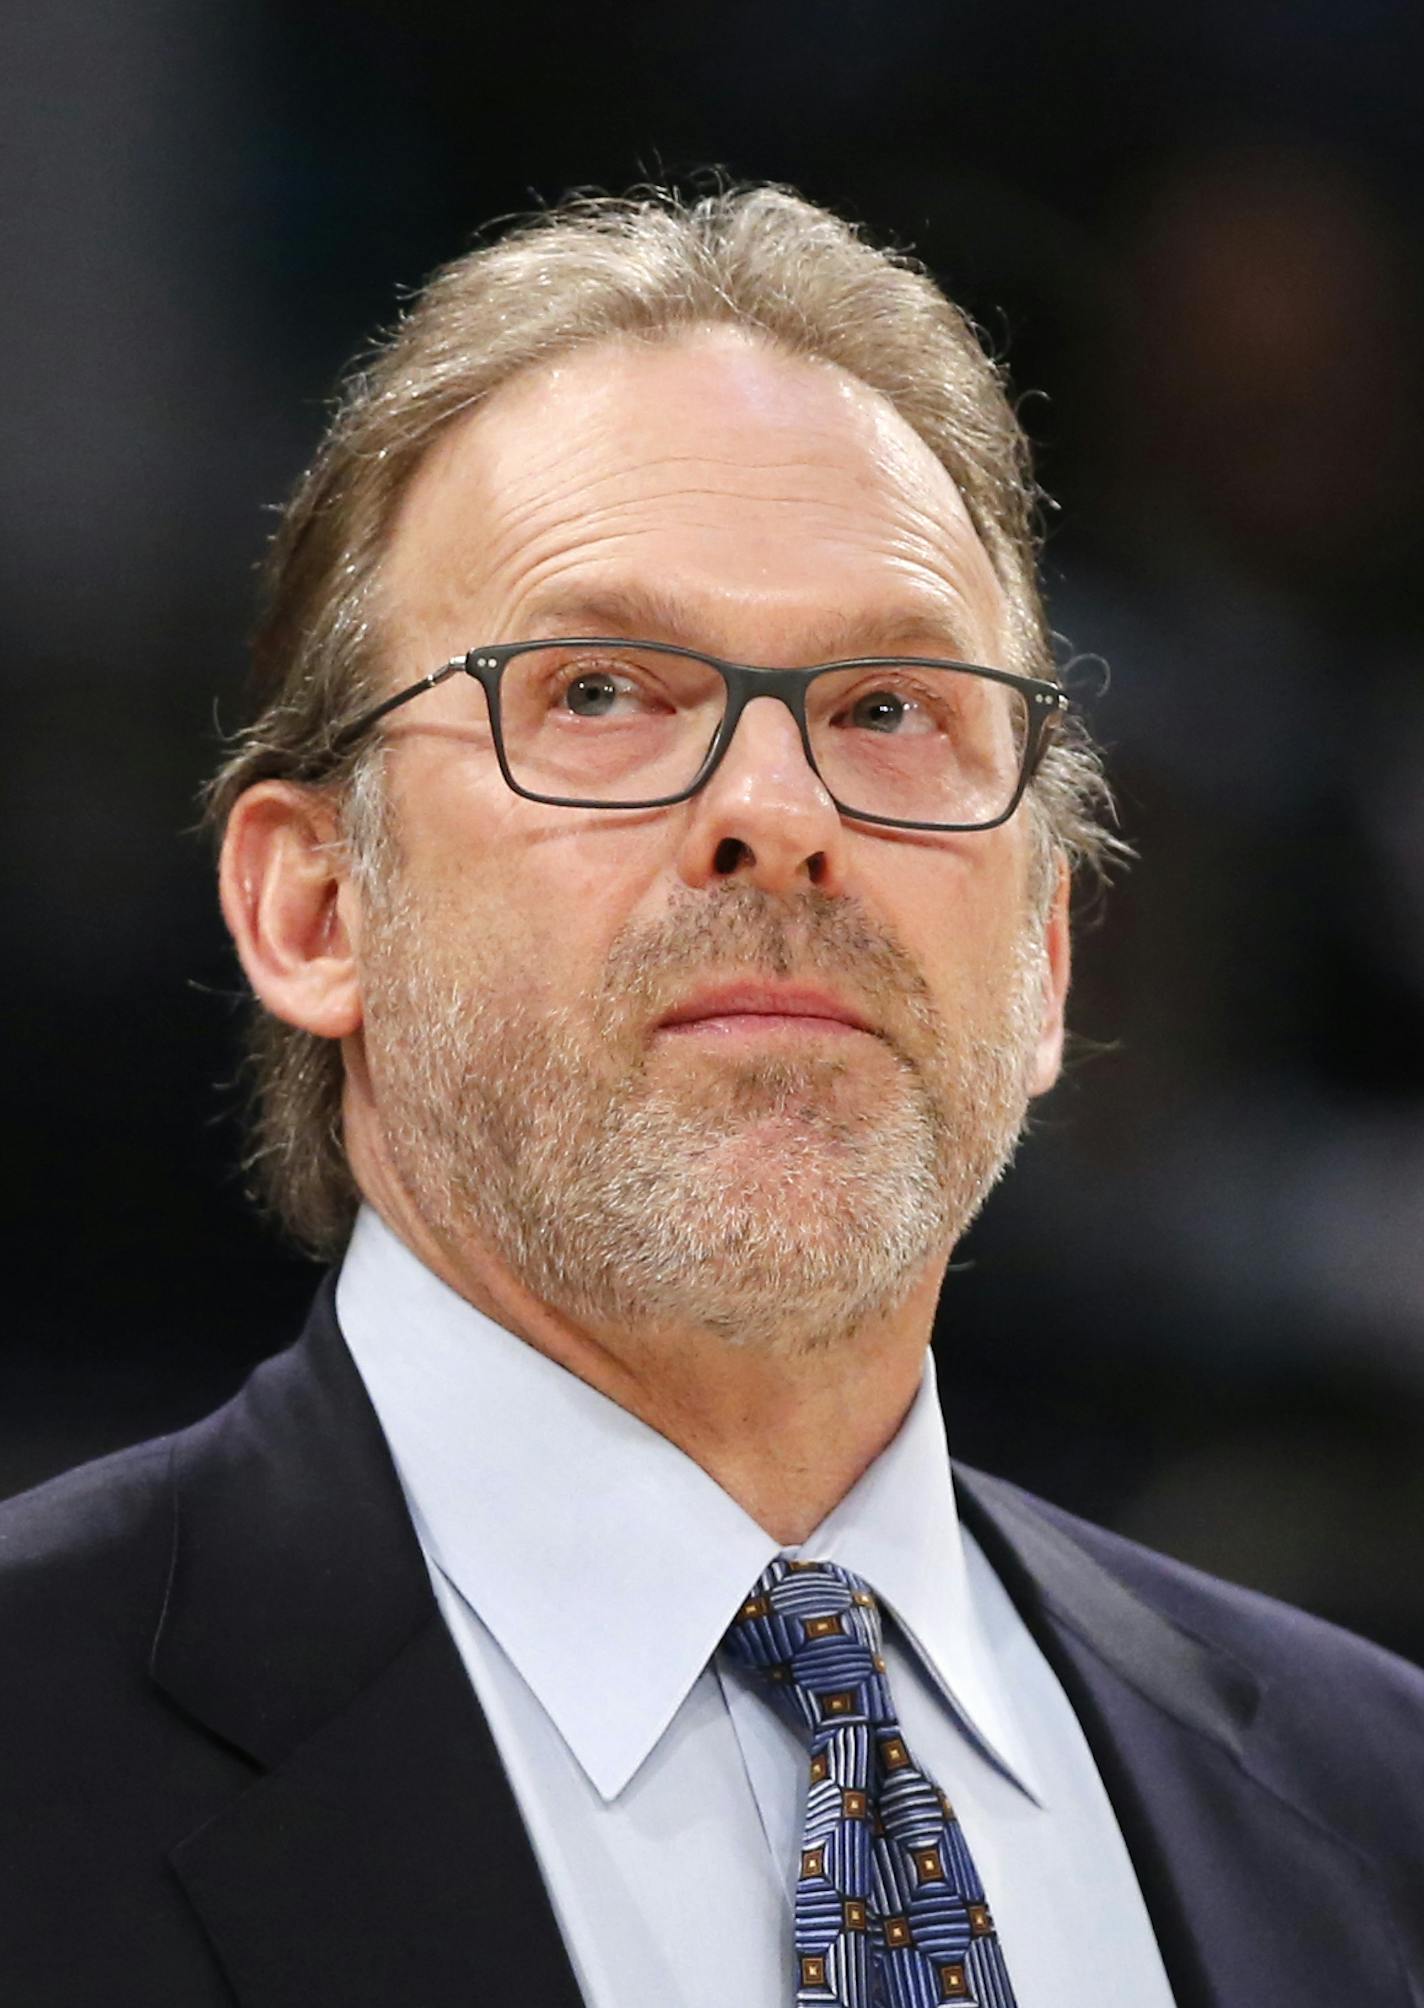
[206,182,1123,1257]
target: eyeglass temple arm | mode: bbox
[330,657,468,756]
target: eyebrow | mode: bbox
[514,583,994,666]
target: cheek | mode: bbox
[419,808,662,1014]
[510,807,676,929]
[870,839,1033,1003]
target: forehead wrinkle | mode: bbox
[406,489,1008,668]
[478,472,986,576]
[395,507,1006,679]
[475,379,906,504]
[886,507,1008,644]
[386,336,1008,666]
[480,454,932,543]
[491,546,1000,663]
[399,329,974,532]
[433,394,976,565]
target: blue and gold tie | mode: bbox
[723,1558,1018,2008]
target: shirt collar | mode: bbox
[336,1204,1042,1804]
[797,1357,1043,1803]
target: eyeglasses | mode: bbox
[329,638,1069,833]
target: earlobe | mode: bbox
[1030,855,1072,1097]
[218,782,363,1039]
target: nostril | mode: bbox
[807,850,827,886]
[713,837,750,876]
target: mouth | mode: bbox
[655,982,878,1042]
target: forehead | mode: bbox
[381,325,1009,662]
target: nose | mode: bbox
[674,694,850,897]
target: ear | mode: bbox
[218,781,363,1039]
[1029,853,1072,1097]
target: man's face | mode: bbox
[350,326,1066,1352]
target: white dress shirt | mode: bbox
[337,1205,1177,2007]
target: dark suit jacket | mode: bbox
[3,1280,1422,2005]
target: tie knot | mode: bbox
[723,1558,894,1739]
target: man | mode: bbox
[2,186,1421,2006]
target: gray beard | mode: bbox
[360,880,1046,1355]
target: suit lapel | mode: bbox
[956,1466,1415,2008]
[152,1286,585,2008]
[147,1288,1414,2008]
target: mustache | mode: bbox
[597,883,941,1049]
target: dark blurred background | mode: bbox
[4,3,1423,1656]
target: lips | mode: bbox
[656,983,875,1035]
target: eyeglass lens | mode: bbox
[492,643,1029,826]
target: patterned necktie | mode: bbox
[723,1557,1018,2008]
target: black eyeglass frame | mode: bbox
[327,638,1071,833]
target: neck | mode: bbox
[355,1164,943,1546]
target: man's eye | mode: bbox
[843,689,927,734]
[561,673,631,717]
